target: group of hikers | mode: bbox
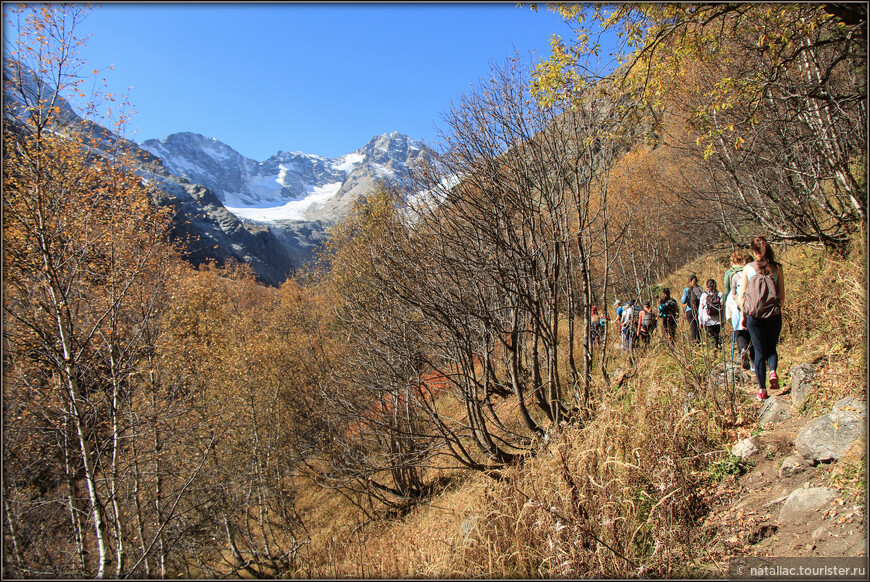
[590,236,786,402]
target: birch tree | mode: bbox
[3,4,185,577]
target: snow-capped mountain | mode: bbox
[141,131,428,224]
[4,60,431,286]
[139,131,432,274]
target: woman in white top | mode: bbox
[699,278,724,350]
[724,251,754,370]
[737,236,786,402]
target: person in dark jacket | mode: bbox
[658,288,678,346]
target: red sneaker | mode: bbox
[757,389,768,402]
[769,371,779,392]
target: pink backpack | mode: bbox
[742,261,781,318]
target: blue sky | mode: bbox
[6,2,616,161]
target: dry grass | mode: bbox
[777,235,866,412]
[289,476,368,577]
[355,472,493,577]
[824,439,867,504]
[292,236,865,578]
[437,362,724,578]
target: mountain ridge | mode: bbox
[140,130,429,223]
[4,60,431,286]
[139,130,432,276]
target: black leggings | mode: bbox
[733,329,752,358]
[746,314,782,390]
[685,310,700,344]
[704,324,721,349]
[662,318,677,343]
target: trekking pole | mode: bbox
[731,331,735,363]
[729,330,736,397]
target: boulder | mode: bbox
[795,397,866,463]
[778,454,812,478]
[778,487,837,524]
[832,396,867,416]
[758,396,791,427]
[731,436,759,459]
[709,362,752,388]
[789,363,816,407]
[612,367,629,388]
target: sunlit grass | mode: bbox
[290,235,865,577]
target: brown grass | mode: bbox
[433,345,727,578]
[291,236,865,578]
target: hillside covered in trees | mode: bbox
[2,3,866,578]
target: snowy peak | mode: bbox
[353,132,427,180]
[142,133,262,206]
[141,131,429,223]
[144,132,248,171]
[360,131,423,163]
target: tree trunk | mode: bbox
[63,419,88,574]
[65,368,112,578]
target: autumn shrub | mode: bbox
[293,236,865,579]
[152,265,339,577]
[780,235,866,359]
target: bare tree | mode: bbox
[322,55,641,477]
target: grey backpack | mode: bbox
[742,262,781,319]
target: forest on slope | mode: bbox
[2,3,865,578]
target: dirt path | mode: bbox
[697,389,867,574]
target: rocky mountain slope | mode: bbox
[698,362,866,573]
[5,62,430,286]
[141,131,430,271]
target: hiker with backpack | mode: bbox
[637,301,657,347]
[724,250,754,370]
[737,236,786,401]
[628,299,644,351]
[616,300,628,346]
[621,299,640,351]
[590,305,606,346]
[681,275,703,345]
[722,249,744,302]
[658,288,679,346]
[699,278,724,350]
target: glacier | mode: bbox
[226,181,343,222]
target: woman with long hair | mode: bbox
[699,278,724,350]
[738,236,786,401]
[681,274,703,345]
[724,250,754,370]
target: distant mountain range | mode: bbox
[139,130,431,282]
[142,131,427,223]
[4,61,432,286]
